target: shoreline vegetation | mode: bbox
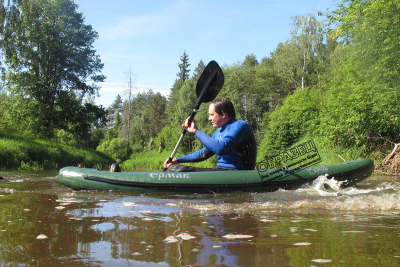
[0,130,393,174]
[0,0,399,174]
[0,132,114,171]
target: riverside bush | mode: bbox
[96,138,128,163]
[258,88,321,159]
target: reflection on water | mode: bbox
[0,172,400,266]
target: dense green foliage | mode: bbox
[0,0,106,145]
[319,0,400,150]
[259,88,321,158]
[0,0,398,171]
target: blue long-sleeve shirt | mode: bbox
[177,119,257,170]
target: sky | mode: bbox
[74,0,338,108]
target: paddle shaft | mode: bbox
[164,68,218,171]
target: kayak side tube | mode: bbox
[57,158,374,193]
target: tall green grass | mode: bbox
[0,132,114,170]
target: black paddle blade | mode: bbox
[196,60,224,103]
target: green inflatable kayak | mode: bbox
[57,158,374,193]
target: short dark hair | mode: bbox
[210,97,236,118]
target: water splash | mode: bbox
[185,175,400,212]
[296,174,346,196]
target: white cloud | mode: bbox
[99,86,126,93]
[137,84,170,90]
[99,83,170,95]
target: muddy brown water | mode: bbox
[1,170,400,266]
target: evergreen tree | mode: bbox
[176,51,191,83]
[243,54,259,67]
[192,60,206,81]
[107,94,122,129]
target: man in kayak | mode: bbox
[163,97,257,172]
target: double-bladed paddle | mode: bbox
[163,60,224,171]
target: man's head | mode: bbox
[208,97,236,128]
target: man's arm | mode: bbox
[195,122,250,155]
[177,147,215,163]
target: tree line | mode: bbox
[1,0,399,172]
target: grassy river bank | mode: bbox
[0,132,114,171]
[0,132,390,174]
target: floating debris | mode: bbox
[59,203,71,206]
[139,241,146,244]
[165,203,178,207]
[192,248,200,252]
[36,234,48,239]
[91,219,100,222]
[311,259,332,263]
[146,245,154,248]
[142,218,154,221]
[24,209,30,211]
[305,229,318,232]
[132,252,142,256]
[260,219,275,222]
[56,198,77,203]
[122,201,137,207]
[99,200,107,202]
[177,233,196,240]
[164,236,179,243]
[1,230,6,232]
[293,242,312,246]
[271,234,277,238]
[213,245,221,248]
[55,206,66,210]
[342,231,365,233]
[223,234,254,239]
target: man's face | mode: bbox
[208,104,225,128]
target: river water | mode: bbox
[0,170,400,266]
